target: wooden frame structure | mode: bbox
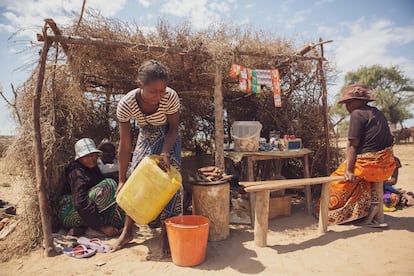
[32,19,332,255]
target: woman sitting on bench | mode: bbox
[326,84,396,227]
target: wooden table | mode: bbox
[224,148,313,223]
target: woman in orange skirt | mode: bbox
[327,84,396,226]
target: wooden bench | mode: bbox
[240,176,385,247]
[239,176,343,247]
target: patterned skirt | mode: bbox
[58,178,125,229]
[130,124,182,225]
[327,147,396,225]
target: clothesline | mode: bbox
[229,64,282,107]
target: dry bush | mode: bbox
[0,136,14,157]
[0,163,40,262]
[1,63,98,258]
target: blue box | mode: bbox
[287,138,302,150]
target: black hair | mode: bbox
[137,60,169,85]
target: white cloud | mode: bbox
[334,18,414,76]
[160,0,233,30]
[279,0,294,13]
[0,103,17,135]
[209,2,230,13]
[321,17,414,106]
[0,0,128,40]
[237,17,252,26]
[161,0,205,18]
[0,1,131,136]
[285,9,311,29]
[317,25,336,38]
[137,0,150,8]
[314,0,334,7]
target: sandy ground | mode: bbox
[1,142,414,275]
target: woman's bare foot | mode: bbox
[364,204,379,225]
[99,225,120,237]
[111,228,134,252]
[111,216,137,252]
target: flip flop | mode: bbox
[63,244,96,258]
[52,234,78,253]
[52,233,78,245]
[77,237,110,253]
[365,221,388,228]
[383,206,396,212]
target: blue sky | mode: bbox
[1,0,414,135]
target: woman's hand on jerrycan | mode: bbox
[158,153,170,172]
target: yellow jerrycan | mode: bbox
[116,155,182,225]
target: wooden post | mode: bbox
[318,181,330,233]
[214,64,224,170]
[373,182,384,223]
[33,24,55,256]
[318,38,331,176]
[254,190,270,247]
[247,157,256,226]
[303,154,312,215]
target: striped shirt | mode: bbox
[116,87,180,126]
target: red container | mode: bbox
[165,215,209,266]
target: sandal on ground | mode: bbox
[77,236,110,253]
[52,233,78,253]
[364,220,388,228]
[383,206,397,212]
[62,244,96,258]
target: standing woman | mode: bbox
[112,60,181,252]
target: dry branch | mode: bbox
[33,24,55,257]
[37,34,197,56]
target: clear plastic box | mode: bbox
[231,121,262,151]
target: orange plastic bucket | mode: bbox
[165,215,209,267]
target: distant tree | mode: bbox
[332,65,414,130]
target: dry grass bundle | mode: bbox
[0,136,14,157]
[1,10,340,257]
[1,62,96,260]
[5,63,93,178]
[0,173,40,262]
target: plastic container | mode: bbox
[165,215,209,267]
[116,155,182,225]
[231,121,262,151]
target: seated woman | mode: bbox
[324,84,396,227]
[58,138,124,237]
[383,156,402,211]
